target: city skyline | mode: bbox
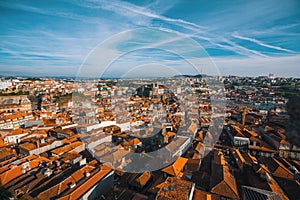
[1,0,300,77]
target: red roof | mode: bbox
[162,157,188,177]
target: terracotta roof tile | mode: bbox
[210,164,239,199]
[156,177,194,200]
[130,171,152,188]
[57,164,113,200]
[259,157,294,180]
[0,156,49,185]
[193,188,220,200]
[19,142,37,151]
[162,157,188,177]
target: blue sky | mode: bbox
[0,0,300,77]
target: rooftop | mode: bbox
[162,157,188,177]
[156,177,194,200]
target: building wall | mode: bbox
[73,143,86,153]
[234,137,250,146]
[0,81,13,89]
[0,102,32,113]
[88,135,112,152]
[29,140,64,155]
[5,133,29,143]
[117,122,130,131]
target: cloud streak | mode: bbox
[232,33,296,53]
[0,0,299,77]
[81,0,287,58]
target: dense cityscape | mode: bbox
[1,0,300,199]
[0,74,299,200]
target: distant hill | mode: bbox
[173,74,209,78]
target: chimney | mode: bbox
[69,182,76,189]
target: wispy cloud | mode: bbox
[82,0,286,58]
[232,33,296,53]
[75,0,208,33]
[214,54,300,77]
[0,0,299,76]
[220,38,270,58]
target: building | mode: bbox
[162,157,188,177]
[156,177,195,200]
[0,95,32,113]
[0,80,13,89]
[19,140,64,156]
[37,162,114,200]
[210,163,239,199]
[226,125,250,151]
[4,129,29,144]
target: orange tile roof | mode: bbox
[32,130,47,135]
[213,150,227,165]
[280,139,290,145]
[0,165,23,185]
[193,188,218,200]
[231,125,246,136]
[247,152,257,163]
[249,137,277,153]
[11,128,23,135]
[0,156,49,185]
[248,145,277,153]
[62,135,79,144]
[244,128,260,137]
[260,157,294,180]
[123,138,141,147]
[192,153,200,159]
[72,169,85,183]
[0,156,17,170]
[10,128,29,136]
[57,164,112,200]
[0,164,10,175]
[21,154,38,162]
[0,138,5,148]
[37,164,96,200]
[163,131,176,138]
[255,164,289,200]
[19,142,37,151]
[210,164,239,199]
[88,159,99,166]
[61,151,82,163]
[123,141,130,146]
[162,157,188,177]
[51,141,83,155]
[195,141,203,153]
[131,171,151,188]
[232,149,245,169]
[29,157,49,169]
[156,177,194,200]
[188,122,198,133]
[132,138,141,145]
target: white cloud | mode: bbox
[232,33,295,53]
[213,54,300,77]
